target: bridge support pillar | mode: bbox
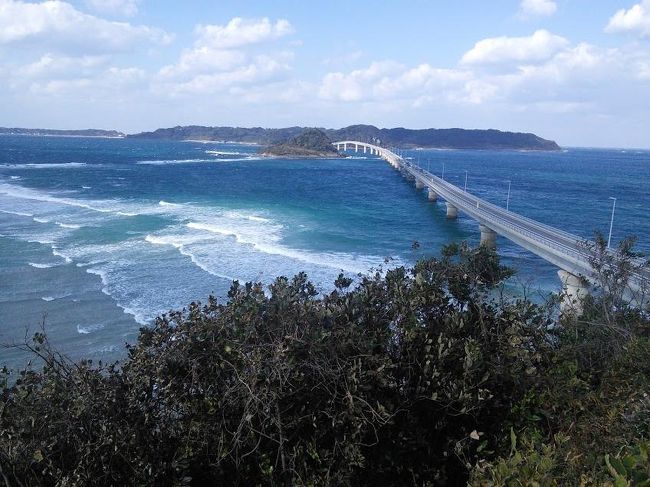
[427,188,438,201]
[415,179,424,190]
[364,146,367,154]
[558,270,589,316]
[479,224,497,249]
[355,144,358,152]
[446,203,458,219]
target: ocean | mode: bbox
[1,135,648,369]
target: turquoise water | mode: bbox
[1,136,648,368]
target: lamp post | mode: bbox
[464,171,468,191]
[506,180,511,211]
[442,162,445,180]
[607,197,617,249]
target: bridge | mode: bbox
[333,140,649,312]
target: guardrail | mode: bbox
[335,141,649,289]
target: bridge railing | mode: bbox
[338,143,649,286]
[402,159,584,244]
[393,156,592,266]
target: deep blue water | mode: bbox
[1,135,648,368]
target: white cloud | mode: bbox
[0,0,172,52]
[28,65,145,95]
[518,0,557,19]
[15,53,106,79]
[159,48,247,78]
[605,0,650,38]
[317,37,650,119]
[322,50,363,67]
[84,0,141,17]
[460,30,569,66]
[319,61,401,101]
[154,17,295,96]
[1,52,145,97]
[194,17,293,49]
[155,53,293,96]
[318,61,476,105]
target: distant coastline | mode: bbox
[129,124,561,151]
[0,127,125,138]
[0,124,561,151]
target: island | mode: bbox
[128,124,561,151]
[0,124,562,151]
[261,128,341,158]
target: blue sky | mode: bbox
[1,0,650,147]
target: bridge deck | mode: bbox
[333,141,649,294]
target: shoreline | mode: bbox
[0,133,125,139]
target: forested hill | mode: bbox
[128,124,561,151]
[262,128,341,157]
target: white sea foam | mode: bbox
[136,159,215,165]
[247,215,271,223]
[33,217,49,223]
[56,222,82,229]
[3,183,386,330]
[42,296,55,301]
[205,150,246,156]
[0,209,33,217]
[86,267,109,291]
[77,323,105,334]
[1,162,88,169]
[82,185,91,189]
[185,140,259,146]
[144,233,240,282]
[0,181,141,217]
[28,262,57,269]
[221,210,271,223]
[10,176,20,180]
[184,221,377,275]
[159,200,182,207]
[221,156,264,162]
[52,247,73,263]
[28,237,55,245]
[186,222,239,238]
[137,156,263,165]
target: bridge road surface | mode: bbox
[333,141,649,303]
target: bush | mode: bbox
[1,241,648,486]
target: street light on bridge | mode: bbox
[607,196,617,249]
[464,170,468,191]
[505,180,511,211]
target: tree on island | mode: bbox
[262,128,341,157]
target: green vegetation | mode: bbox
[262,128,341,157]
[1,239,648,486]
[128,124,561,151]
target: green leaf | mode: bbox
[610,457,628,476]
[509,427,517,456]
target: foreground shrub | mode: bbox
[1,241,648,486]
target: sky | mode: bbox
[1,0,650,147]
